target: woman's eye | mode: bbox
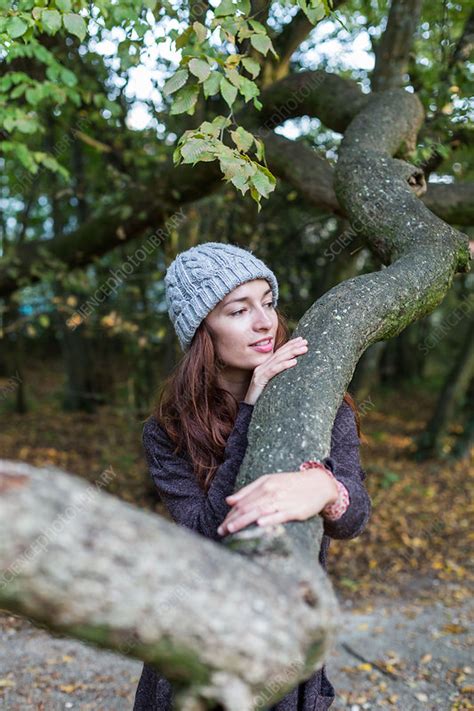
[231,303,273,316]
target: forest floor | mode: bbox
[0,362,472,708]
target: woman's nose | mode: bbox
[253,306,272,329]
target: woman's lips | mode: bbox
[250,340,273,353]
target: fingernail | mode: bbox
[228,523,234,532]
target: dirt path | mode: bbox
[0,578,472,710]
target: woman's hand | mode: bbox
[217,467,339,536]
[243,337,308,406]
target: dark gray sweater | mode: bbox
[133,399,372,711]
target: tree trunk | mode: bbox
[416,320,474,459]
[450,376,474,461]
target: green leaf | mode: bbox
[215,0,235,17]
[16,115,39,134]
[11,83,27,99]
[62,13,87,41]
[4,116,16,132]
[192,21,207,43]
[7,16,28,39]
[230,126,254,153]
[235,0,251,13]
[237,22,253,40]
[220,76,237,108]
[25,86,43,104]
[60,67,77,87]
[189,58,211,83]
[163,68,189,96]
[33,152,68,178]
[224,67,241,87]
[238,76,259,102]
[304,0,326,24]
[250,185,262,211]
[219,154,245,179]
[42,9,62,34]
[211,114,232,130]
[203,71,221,98]
[248,19,266,33]
[15,143,38,172]
[56,0,72,11]
[170,84,200,115]
[180,138,214,163]
[230,172,249,194]
[250,33,271,56]
[255,137,265,162]
[242,56,260,78]
[252,165,276,198]
[198,121,220,138]
[175,26,193,49]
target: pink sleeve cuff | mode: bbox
[299,460,350,521]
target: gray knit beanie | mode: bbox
[164,241,279,351]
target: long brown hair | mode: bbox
[153,307,361,492]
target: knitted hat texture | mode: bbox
[164,241,279,351]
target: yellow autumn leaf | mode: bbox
[441,623,467,634]
[59,683,81,693]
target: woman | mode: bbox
[133,241,371,710]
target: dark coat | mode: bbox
[133,399,372,711]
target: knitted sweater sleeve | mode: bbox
[319,399,372,540]
[142,401,254,541]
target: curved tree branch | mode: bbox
[420,182,474,226]
[261,132,474,227]
[0,457,339,711]
[371,0,423,91]
[259,131,341,214]
[221,89,470,656]
[253,70,371,134]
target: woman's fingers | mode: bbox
[277,339,308,359]
[226,474,268,502]
[256,510,289,527]
[218,502,276,535]
[223,490,277,527]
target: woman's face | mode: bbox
[204,279,278,370]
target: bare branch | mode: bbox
[371,0,423,91]
[270,0,345,81]
[421,182,474,226]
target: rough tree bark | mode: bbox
[371,0,423,92]
[0,460,339,711]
